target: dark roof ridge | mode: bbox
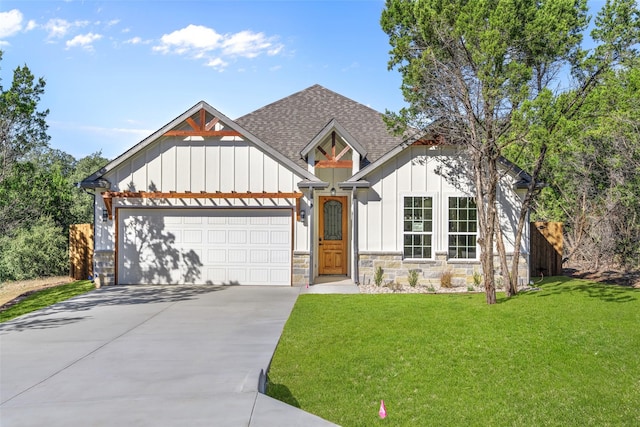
[236,84,384,120]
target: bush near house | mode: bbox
[268,277,640,426]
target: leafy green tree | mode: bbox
[0,160,74,236]
[381,0,639,303]
[521,66,640,270]
[69,152,109,224]
[0,51,49,183]
[0,216,68,281]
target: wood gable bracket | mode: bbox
[163,108,243,137]
[101,191,303,221]
[315,131,353,169]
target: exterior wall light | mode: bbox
[300,210,306,221]
[102,209,109,222]
[330,187,336,196]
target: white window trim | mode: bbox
[445,194,479,261]
[400,193,437,261]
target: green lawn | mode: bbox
[0,280,95,323]
[267,277,640,426]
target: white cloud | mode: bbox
[154,24,222,55]
[44,18,89,39]
[44,18,72,38]
[205,57,228,70]
[154,24,284,70]
[0,9,23,39]
[66,32,102,50]
[25,20,37,32]
[124,36,142,44]
[222,30,273,58]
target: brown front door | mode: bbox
[319,196,348,275]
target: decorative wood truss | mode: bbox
[315,131,353,169]
[163,108,243,138]
[101,191,303,221]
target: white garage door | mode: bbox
[118,208,292,286]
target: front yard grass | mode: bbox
[0,280,94,323]
[267,277,640,426]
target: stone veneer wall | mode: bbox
[93,250,115,287]
[358,252,529,287]
[292,252,310,287]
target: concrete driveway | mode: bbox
[0,285,338,427]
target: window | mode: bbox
[403,196,433,259]
[448,197,477,259]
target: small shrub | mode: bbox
[426,284,436,293]
[408,269,420,287]
[473,270,482,286]
[374,266,384,287]
[440,269,453,288]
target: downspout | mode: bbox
[352,187,359,285]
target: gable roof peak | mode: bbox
[235,84,404,168]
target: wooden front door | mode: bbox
[319,196,348,275]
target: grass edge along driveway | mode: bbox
[0,280,94,323]
[267,277,640,427]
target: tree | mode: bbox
[0,51,49,183]
[68,152,109,224]
[515,65,640,271]
[0,216,68,281]
[381,0,639,304]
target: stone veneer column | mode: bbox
[292,252,310,287]
[93,250,115,287]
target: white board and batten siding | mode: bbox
[358,146,523,254]
[94,135,310,285]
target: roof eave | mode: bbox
[82,100,322,184]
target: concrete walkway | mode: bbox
[0,285,338,427]
[300,276,360,294]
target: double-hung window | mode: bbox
[448,197,477,259]
[403,196,433,259]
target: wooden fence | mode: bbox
[69,223,93,280]
[530,222,563,277]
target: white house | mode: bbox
[81,85,531,287]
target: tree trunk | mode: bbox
[495,214,513,296]
[474,149,498,305]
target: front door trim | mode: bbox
[318,195,348,275]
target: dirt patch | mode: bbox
[564,267,640,288]
[0,276,75,309]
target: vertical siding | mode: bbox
[161,140,176,191]
[147,144,162,190]
[234,143,249,190]
[381,159,398,251]
[205,144,220,190]
[366,169,383,250]
[249,148,264,191]
[191,143,206,192]
[97,134,310,252]
[176,142,191,191]
[358,146,523,255]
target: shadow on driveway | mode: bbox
[0,284,227,333]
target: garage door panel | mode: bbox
[271,230,289,244]
[250,250,269,263]
[118,208,291,286]
[228,230,247,244]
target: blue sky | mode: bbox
[1,0,406,160]
[1,0,606,160]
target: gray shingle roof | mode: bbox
[235,84,405,169]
